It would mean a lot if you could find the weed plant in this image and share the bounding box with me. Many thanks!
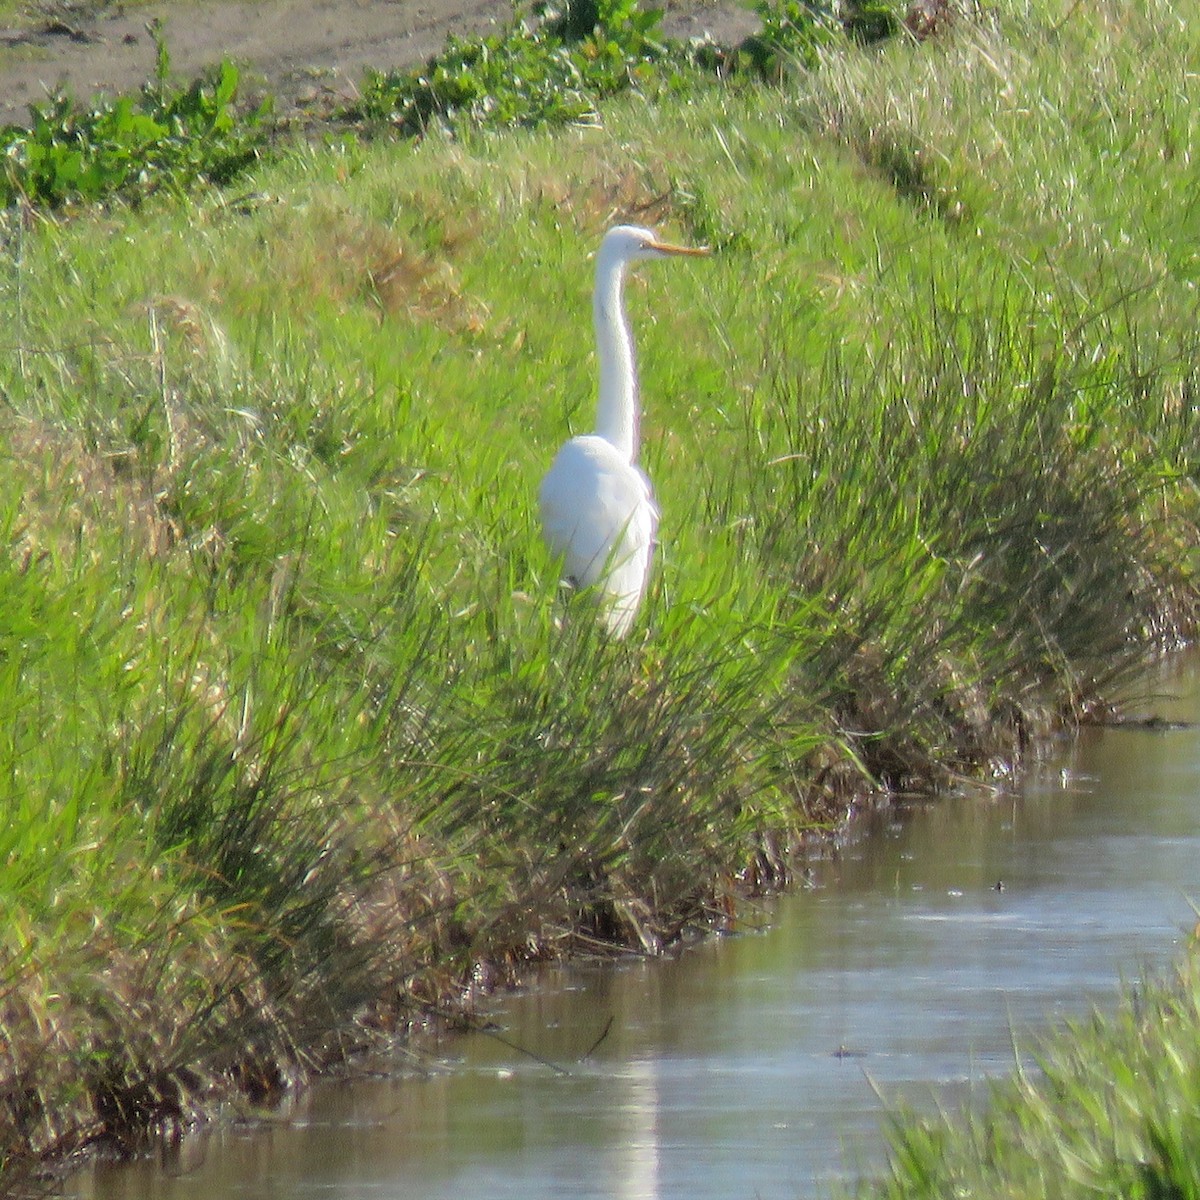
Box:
[2,0,1200,1182]
[349,0,905,135]
[0,29,267,209]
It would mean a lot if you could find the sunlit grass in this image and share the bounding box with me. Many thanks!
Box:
[3,0,1200,1179]
[858,944,1200,1199]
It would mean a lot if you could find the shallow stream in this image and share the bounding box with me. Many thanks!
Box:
[69,655,1200,1199]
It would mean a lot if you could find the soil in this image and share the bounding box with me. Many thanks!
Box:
[0,0,759,125]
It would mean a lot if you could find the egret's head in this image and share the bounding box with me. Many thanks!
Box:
[602,224,710,264]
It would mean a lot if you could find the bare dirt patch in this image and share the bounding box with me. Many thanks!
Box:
[0,0,758,125]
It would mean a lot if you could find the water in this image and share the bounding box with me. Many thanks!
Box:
[69,656,1200,1200]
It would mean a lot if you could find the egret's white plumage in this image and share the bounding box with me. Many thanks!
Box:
[539,224,708,637]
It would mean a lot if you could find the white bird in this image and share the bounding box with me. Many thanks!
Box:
[538,224,709,638]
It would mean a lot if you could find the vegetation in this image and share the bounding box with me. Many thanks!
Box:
[352,0,904,134]
[1,0,1200,1188]
[0,0,903,207]
[0,27,268,209]
[860,944,1200,1199]
[350,0,678,134]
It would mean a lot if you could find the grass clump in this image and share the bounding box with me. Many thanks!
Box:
[2,0,1200,1183]
[859,945,1200,1199]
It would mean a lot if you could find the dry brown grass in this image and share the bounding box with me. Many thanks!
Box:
[4,417,180,563]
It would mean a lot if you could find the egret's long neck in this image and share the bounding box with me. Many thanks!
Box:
[592,250,638,462]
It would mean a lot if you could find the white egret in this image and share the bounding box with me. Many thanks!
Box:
[538,224,709,638]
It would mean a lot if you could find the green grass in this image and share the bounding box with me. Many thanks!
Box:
[3,0,1200,1183]
[858,943,1200,1199]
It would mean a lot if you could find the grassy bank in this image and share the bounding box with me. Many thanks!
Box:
[3,0,1200,1184]
[858,940,1200,1199]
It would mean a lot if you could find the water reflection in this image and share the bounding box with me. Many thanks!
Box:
[70,656,1200,1200]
